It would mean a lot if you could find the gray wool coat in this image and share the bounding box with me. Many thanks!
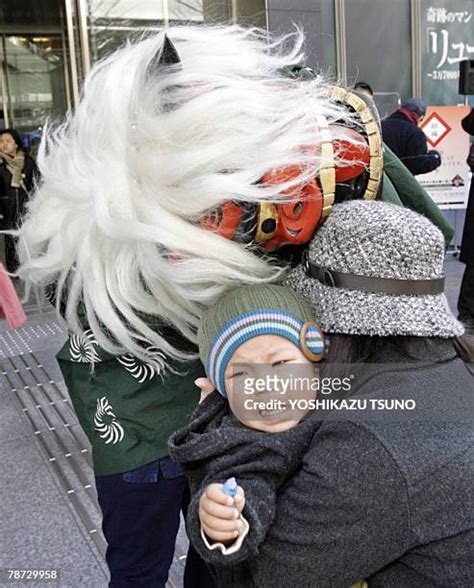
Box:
[170,348,474,588]
[168,392,317,577]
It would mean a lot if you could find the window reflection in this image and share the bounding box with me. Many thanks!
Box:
[0,0,267,149]
[1,35,68,153]
[87,1,167,59]
[168,1,205,23]
[87,1,266,60]
[344,0,412,100]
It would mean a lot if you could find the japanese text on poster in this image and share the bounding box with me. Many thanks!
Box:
[422,0,473,105]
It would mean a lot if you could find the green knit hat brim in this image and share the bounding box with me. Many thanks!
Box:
[198,284,322,396]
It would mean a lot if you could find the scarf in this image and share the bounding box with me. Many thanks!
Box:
[398,107,420,125]
[0,150,27,190]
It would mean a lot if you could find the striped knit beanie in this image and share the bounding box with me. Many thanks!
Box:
[198,284,325,397]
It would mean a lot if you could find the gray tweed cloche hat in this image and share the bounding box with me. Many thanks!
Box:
[285,200,464,338]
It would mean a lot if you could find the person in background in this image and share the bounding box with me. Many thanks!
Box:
[381,98,442,176]
[353,81,374,98]
[458,107,474,329]
[0,129,38,272]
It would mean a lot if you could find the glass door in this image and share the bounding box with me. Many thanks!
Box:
[0,34,70,155]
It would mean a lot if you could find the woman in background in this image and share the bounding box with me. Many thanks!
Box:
[0,129,38,272]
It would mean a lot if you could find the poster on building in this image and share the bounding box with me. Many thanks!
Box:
[417,105,471,208]
[421,0,474,105]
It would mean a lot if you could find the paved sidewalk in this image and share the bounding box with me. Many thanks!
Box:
[0,256,467,587]
[0,300,109,587]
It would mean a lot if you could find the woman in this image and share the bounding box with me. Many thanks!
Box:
[0,129,38,272]
[188,200,473,587]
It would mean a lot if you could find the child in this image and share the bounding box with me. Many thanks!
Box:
[168,284,327,584]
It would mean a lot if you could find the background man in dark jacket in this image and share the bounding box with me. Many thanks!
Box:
[382,98,442,176]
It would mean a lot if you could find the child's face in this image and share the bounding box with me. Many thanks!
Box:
[224,334,317,433]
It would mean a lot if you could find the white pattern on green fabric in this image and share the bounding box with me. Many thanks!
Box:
[117,346,165,382]
[70,329,102,363]
[94,397,124,445]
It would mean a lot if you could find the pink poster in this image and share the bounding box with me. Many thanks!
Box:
[418,105,471,208]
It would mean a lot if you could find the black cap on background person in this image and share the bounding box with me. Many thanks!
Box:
[400,97,427,118]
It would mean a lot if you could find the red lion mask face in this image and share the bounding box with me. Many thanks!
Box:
[199,124,374,251]
[258,167,323,251]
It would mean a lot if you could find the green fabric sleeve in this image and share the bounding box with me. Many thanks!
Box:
[380,172,404,206]
[382,145,454,249]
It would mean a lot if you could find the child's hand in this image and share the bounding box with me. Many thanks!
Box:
[195,377,216,403]
[199,483,245,543]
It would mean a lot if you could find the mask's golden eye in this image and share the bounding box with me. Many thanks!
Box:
[255,203,279,243]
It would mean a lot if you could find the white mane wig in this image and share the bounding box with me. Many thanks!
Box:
[18,25,355,368]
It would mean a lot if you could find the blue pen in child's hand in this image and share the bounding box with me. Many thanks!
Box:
[223,477,238,506]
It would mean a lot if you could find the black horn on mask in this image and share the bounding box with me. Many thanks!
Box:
[155,34,181,68]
